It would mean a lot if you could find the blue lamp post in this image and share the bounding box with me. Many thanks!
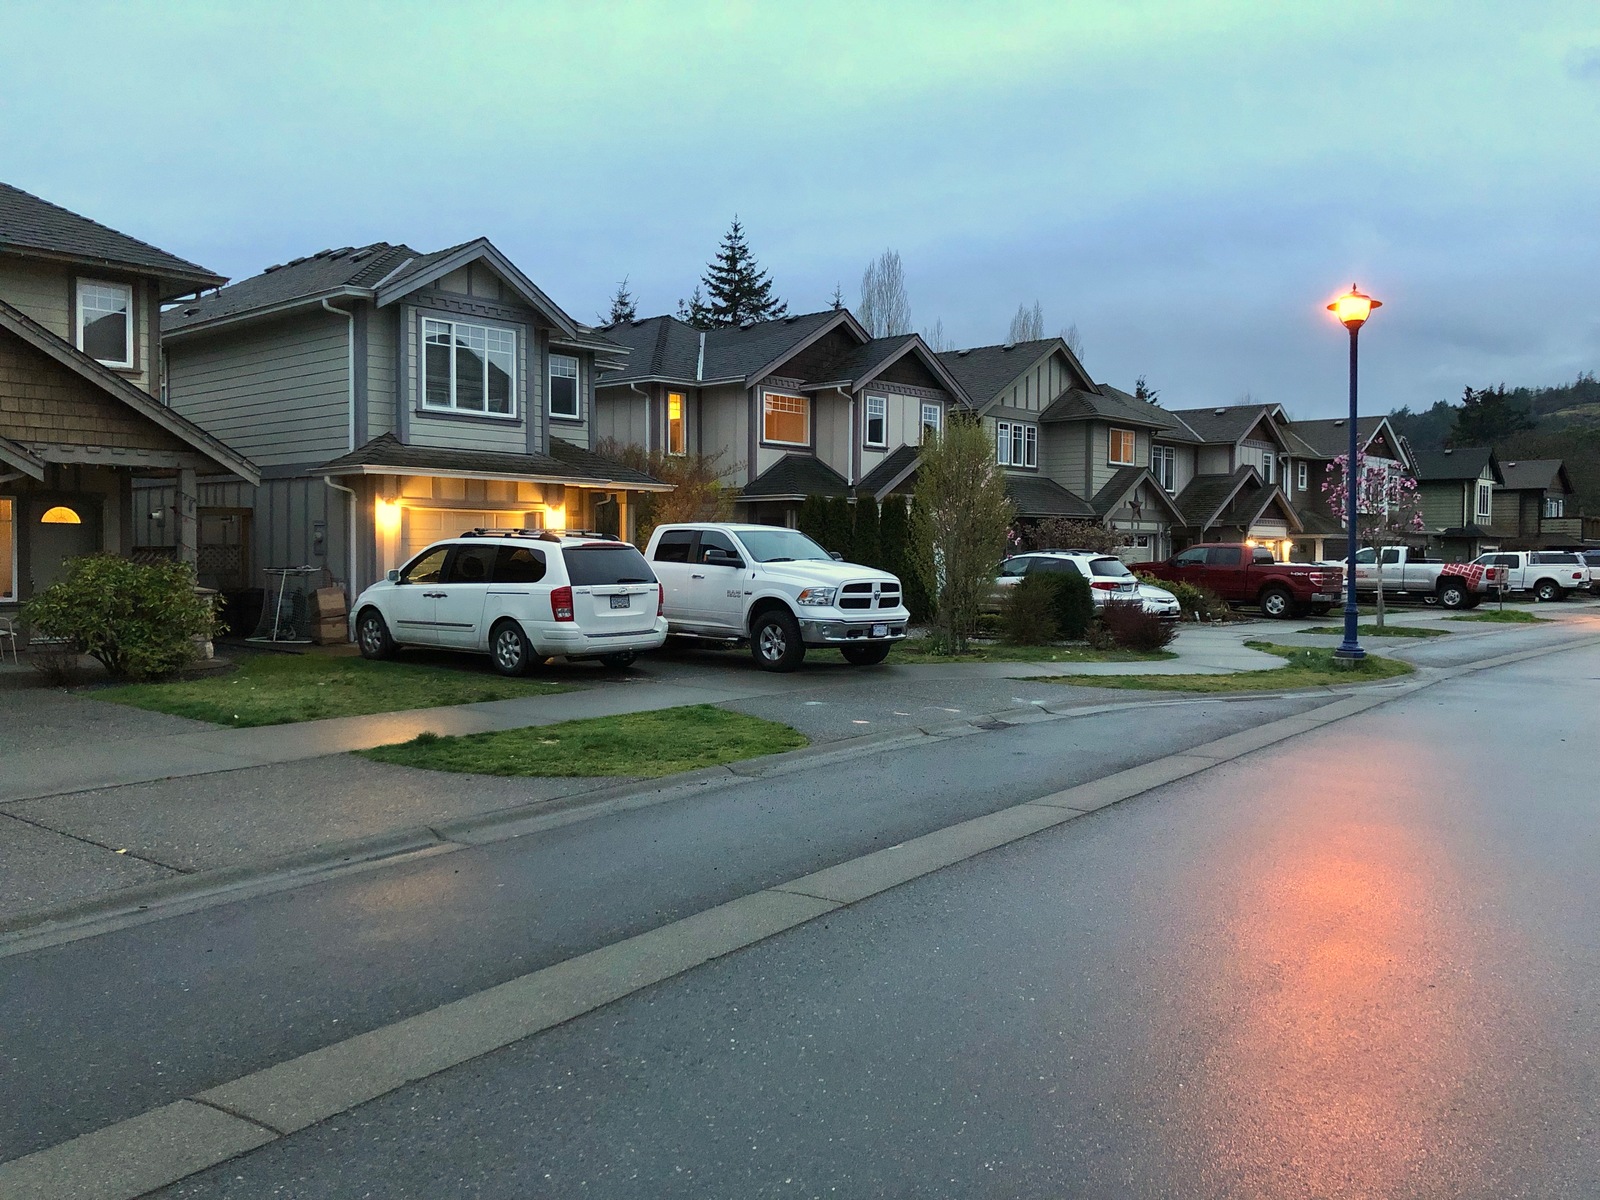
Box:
[1328,285,1381,662]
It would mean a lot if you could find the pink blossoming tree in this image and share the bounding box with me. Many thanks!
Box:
[1323,453,1426,629]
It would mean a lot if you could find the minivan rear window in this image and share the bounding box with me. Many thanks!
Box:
[564,544,657,586]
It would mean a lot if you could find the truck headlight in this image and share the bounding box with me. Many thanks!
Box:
[796,586,837,606]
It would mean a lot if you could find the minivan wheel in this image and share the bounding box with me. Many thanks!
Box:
[750,609,806,672]
[1535,579,1564,602]
[599,651,637,669]
[489,620,533,676]
[1258,586,1293,619]
[356,608,395,659]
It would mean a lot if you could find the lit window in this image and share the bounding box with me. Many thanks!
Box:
[1150,444,1176,492]
[549,354,579,420]
[763,392,809,445]
[0,498,12,600]
[77,280,133,368]
[864,396,887,448]
[667,392,686,456]
[40,506,82,525]
[422,318,515,415]
[1109,427,1135,466]
[921,403,941,442]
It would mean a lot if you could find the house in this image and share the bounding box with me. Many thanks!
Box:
[1412,446,1503,560]
[594,310,968,525]
[1279,415,1414,561]
[1157,403,1303,558]
[0,182,258,620]
[152,238,667,599]
[1491,459,1589,546]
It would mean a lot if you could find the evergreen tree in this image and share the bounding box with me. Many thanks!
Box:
[822,496,853,555]
[1450,383,1535,446]
[851,494,881,568]
[605,277,637,324]
[797,495,828,546]
[1134,375,1160,405]
[701,217,786,326]
[830,283,844,311]
[676,286,712,330]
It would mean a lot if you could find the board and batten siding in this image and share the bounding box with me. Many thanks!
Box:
[812,392,853,482]
[166,311,350,467]
[992,351,1073,413]
[592,389,648,450]
[860,389,936,474]
[1039,422,1086,493]
[1086,424,1151,498]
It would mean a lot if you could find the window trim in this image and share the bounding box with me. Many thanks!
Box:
[666,391,687,456]
[1150,443,1176,493]
[864,395,887,449]
[75,278,135,370]
[1544,495,1565,519]
[1297,461,1308,493]
[1108,427,1136,467]
[420,316,519,420]
[548,352,580,422]
[920,402,941,443]
[761,391,811,448]
[1476,481,1493,521]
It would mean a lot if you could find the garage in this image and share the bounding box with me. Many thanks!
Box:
[400,508,536,561]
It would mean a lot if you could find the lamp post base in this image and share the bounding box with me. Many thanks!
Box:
[1332,644,1367,664]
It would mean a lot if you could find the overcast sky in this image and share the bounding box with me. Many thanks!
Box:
[4,1,1596,417]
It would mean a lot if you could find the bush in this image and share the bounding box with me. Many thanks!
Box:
[1137,573,1228,622]
[1044,569,1095,640]
[21,555,216,681]
[998,574,1059,645]
[1098,600,1178,652]
[1017,518,1122,555]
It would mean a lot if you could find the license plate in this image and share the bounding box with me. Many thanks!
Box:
[1311,593,1330,601]
[871,623,888,638]
[609,594,631,610]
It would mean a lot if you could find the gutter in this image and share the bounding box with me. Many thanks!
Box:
[162,288,370,342]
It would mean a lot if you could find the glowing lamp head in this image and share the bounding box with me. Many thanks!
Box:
[1328,284,1381,330]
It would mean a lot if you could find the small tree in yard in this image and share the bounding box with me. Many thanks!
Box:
[797,494,828,547]
[851,494,881,568]
[593,439,734,546]
[1017,517,1122,556]
[910,419,1015,654]
[1322,452,1425,630]
[880,495,930,620]
[22,555,216,680]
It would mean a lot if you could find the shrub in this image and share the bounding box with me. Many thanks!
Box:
[1017,517,1121,555]
[21,555,216,681]
[998,574,1059,645]
[851,494,881,569]
[1044,569,1096,640]
[591,439,734,545]
[1137,573,1227,622]
[1098,600,1178,652]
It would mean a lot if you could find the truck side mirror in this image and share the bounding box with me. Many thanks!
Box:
[829,551,843,561]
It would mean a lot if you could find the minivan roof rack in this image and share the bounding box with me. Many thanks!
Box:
[460,528,563,542]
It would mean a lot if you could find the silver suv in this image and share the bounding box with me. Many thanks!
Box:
[993,550,1141,608]
[352,530,668,674]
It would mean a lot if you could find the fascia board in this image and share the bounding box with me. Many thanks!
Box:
[374,239,580,338]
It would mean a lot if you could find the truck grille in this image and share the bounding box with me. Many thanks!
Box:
[839,581,902,610]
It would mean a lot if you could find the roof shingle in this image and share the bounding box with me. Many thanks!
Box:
[318,433,664,488]
[739,454,851,500]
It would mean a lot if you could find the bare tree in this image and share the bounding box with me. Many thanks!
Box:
[858,249,911,337]
[1007,301,1044,343]
[1061,323,1084,358]
[922,318,952,352]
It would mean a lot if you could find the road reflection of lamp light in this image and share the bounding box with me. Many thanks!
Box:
[1327,285,1382,661]
[374,497,402,538]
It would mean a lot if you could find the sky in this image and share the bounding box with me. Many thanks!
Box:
[3,1,1597,418]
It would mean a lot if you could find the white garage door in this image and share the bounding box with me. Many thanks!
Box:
[402,509,533,561]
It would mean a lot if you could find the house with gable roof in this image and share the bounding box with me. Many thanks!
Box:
[1491,458,1595,545]
[0,182,258,619]
[1277,414,1414,561]
[1412,446,1504,560]
[153,237,667,598]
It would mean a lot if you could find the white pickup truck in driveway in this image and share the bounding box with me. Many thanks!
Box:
[1474,550,1591,601]
[643,523,910,671]
[1341,546,1504,609]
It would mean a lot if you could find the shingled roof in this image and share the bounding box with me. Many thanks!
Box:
[936,339,1064,406]
[1165,403,1284,446]
[739,454,851,500]
[597,311,850,387]
[1172,466,1260,528]
[1497,458,1570,493]
[163,243,418,332]
[1042,384,1192,435]
[318,433,666,489]
[858,444,921,497]
[1412,447,1501,483]
[1003,474,1095,519]
[0,181,224,296]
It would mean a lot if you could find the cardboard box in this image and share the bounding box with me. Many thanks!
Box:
[312,587,348,618]
[312,618,348,645]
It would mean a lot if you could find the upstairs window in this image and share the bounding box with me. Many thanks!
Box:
[1108,427,1136,466]
[996,421,1038,467]
[1297,461,1308,493]
[763,392,809,446]
[549,354,579,420]
[1150,444,1176,492]
[667,391,686,456]
[423,318,515,416]
[1476,482,1493,521]
[1544,496,1565,518]
[864,395,887,448]
[77,280,133,368]
[921,403,941,442]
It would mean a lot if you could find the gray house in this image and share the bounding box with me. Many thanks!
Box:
[151,238,666,599]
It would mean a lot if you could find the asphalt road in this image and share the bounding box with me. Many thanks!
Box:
[141,636,1600,1198]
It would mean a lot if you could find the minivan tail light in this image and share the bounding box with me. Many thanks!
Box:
[551,585,574,621]
[658,583,665,616]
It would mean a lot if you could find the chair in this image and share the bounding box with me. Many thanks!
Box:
[0,617,17,665]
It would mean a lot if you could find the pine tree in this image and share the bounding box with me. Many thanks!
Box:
[797,495,828,546]
[676,286,712,330]
[830,283,844,311]
[824,496,853,555]
[851,494,881,568]
[606,277,637,324]
[1134,375,1160,405]
[701,217,786,326]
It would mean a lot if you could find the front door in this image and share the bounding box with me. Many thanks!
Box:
[28,500,100,594]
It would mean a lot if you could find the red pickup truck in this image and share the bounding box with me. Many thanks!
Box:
[1146,543,1344,618]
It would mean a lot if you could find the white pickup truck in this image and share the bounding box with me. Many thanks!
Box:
[1473,550,1591,601]
[643,523,910,671]
[1340,546,1503,609]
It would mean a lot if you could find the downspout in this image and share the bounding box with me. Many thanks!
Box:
[629,382,651,455]
[832,386,853,485]
[321,298,358,596]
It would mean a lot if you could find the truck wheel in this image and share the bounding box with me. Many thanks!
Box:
[1535,579,1564,602]
[1437,580,1469,609]
[356,608,395,659]
[750,609,806,672]
[489,619,535,676]
[841,642,891,666]
[1258,586,1293,619]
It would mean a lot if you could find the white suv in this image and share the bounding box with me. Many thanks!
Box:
[993,550,1141,608]
[353,530,668,675]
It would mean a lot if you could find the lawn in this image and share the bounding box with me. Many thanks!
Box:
[1447,608,1548,624]
[1300,624,1449,638]
[360,705,807,777]
[1034,641,1414,693]
[98,652,572,727]
[893,636,1175,665]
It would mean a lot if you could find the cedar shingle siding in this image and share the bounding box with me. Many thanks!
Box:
[0,329,186,452]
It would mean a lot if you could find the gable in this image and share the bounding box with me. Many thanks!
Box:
[434,261,516,304]
[875,351,944,391]
[769,325,862,381]
[1240,412,1287,449]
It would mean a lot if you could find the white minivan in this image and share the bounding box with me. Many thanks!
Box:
[352,530,668,674]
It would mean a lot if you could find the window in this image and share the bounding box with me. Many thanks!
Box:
[1544,496,1565,519]
[667,391,686,456]
[652,530,694,563]
[401,546,449,584]
[763,392,809,445]
[1297,462,1308,493]
[1476,482,1493,521]
[997,421,1038,468]
[1108,427,1135,466]
[1262,454,1275,485]
[864,396,887,448]
[1171,548,1207,568]
[697,529,743,566]
[562,544,656,585]
[423,318,515,415]
[493,546,547,583]
[921,403,941,442]
[443,544,496,584]
[77,280,133,368]
[549,354,579,420]
[0,497,13,600]
[737,527,832,562]
[998,557,1032,578]
[1150,444,1176,492]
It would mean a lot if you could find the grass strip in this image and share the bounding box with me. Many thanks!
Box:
[99,652,570,727]
[1299,624,1449,638]
[1033,641,1414,693]
[360,705,807,777]
[1446,608,1547,624]
[893,637,1175,665]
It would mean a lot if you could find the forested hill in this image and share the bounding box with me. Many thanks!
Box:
[1388,372,1600,515]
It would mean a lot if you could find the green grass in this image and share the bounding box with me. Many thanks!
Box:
[1034,641,1414,693]
[1447,608,1548,624]
[360,705,807,777]
[98,652,571,727]
[893,637,1175,665]
[1300,624,1449,638]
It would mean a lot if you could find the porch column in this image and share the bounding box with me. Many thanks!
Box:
[177,467,198,569]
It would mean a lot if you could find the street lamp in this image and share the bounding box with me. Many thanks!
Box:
[1327,284,1382,661]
